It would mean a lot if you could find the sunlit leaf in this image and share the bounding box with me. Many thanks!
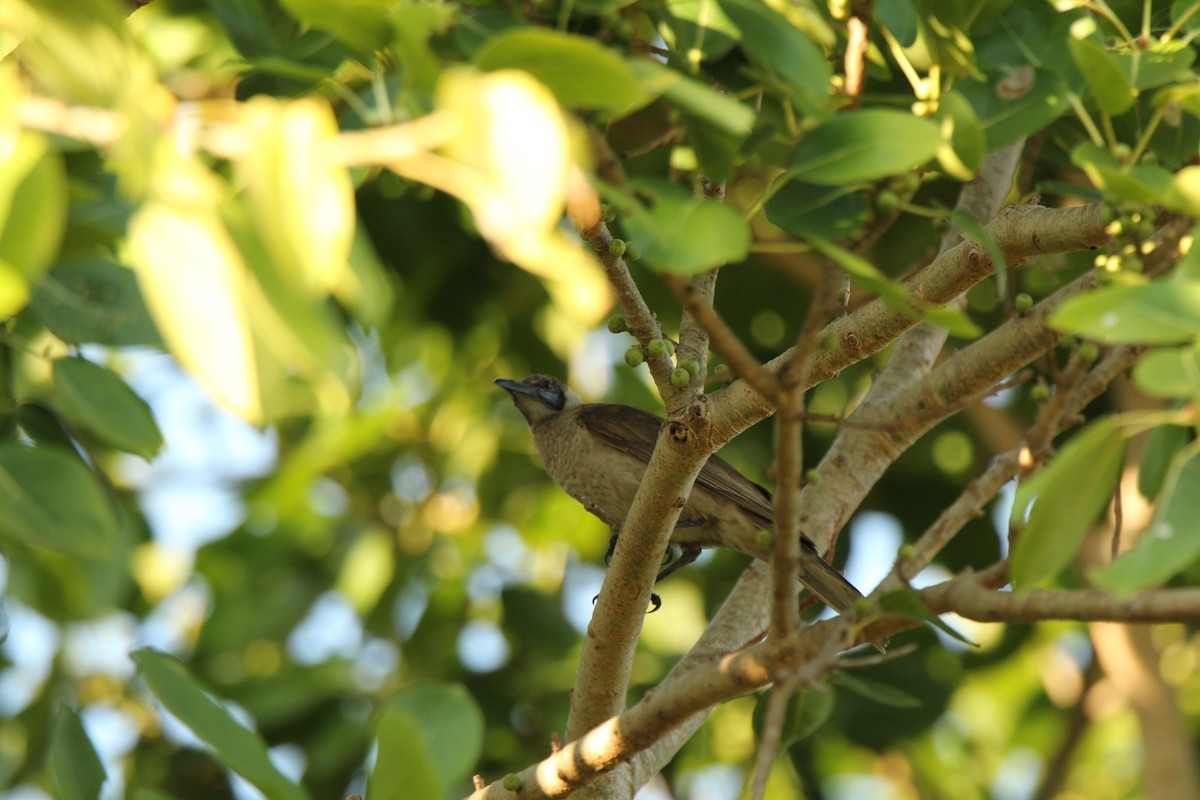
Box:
[718,0,830,100]
[0,444,118,559]
[474,29,644,112]
[133,649,309,800]
[52,356,163,460]
[0,133,67,300]
[1011,417,1127,589]
[662,0,739,62]
[619,179,749,274]
[935,91,985,181]
[1094,440,1200,592]
[1069,37,1134,116]
[1050,281,1200,344]
[126,156,262,422]
[280,0,393,54]
[238,97,355,300]
[790,111,941,185]
[1132,344,1200,399]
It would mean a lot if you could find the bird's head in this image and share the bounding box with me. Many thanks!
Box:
[495,375,581,426]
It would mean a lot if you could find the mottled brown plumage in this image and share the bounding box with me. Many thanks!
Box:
[496,374,863,615]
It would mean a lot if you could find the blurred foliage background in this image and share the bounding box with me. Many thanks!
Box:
[1,0,1200,799]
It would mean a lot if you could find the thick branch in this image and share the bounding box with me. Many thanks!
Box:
[708,201,1111,452]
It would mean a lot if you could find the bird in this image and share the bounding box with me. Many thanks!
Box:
[495,374,865,617]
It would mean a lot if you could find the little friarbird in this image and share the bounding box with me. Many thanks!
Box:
[496,374,864,616]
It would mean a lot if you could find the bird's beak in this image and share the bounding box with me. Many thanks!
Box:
[494,378,536,397]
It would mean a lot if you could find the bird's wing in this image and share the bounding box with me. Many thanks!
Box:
[576,403,776,529]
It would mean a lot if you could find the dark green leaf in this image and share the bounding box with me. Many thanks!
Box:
[619,180,750,274]
[790,111,941,185]
[206,0,286,58]
[49,705,106,800]
[765,181,869,240]
[717,0,830,100]
[53,357,163,460]
[955,68,1070,149]
[1138,422,1190,501]
[132,649,309,800]
[879,588,976,645]
[877,0,918,47]
[0,444,118,559]
[1069,37,1134,116]
[806,234,980,338]
[31,259,162,347]
[1050,281,1200,344]
[1132,345,1200,399]
[629,60,754,138]
[474,29,644,112]
[1093,440,1200,592]
[834,672,922,709]
[1010,417,1127,589]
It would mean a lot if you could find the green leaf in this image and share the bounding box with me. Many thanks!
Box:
[1070,141,1181,207]
[31,259,162,347]
[368,703,442,800]
[474,29,644,112]
[0,444,118,558]
[279,0,393,55]
[0,133,67,290]
[765,181,869,240]
[49,705,106,800]
[619,180,750,274]
[834,672,922,709]
[1093,440,1200,592]
[956,67,1070,150]
[806,233,981,338]
[1010,417,1127,589]
[629,59,754,138]
[133,649,309,800]
[935,91,985,181]
[52,356,163,460]
[879,588,976,645]
[789,111,941,186]
[1050,282,1200,344]
[1131,345,1200,399]
[1114,40,1195,90]
[876,0,918,47]
[627,60,754,180]
[662,0,739,62]
[717,0,830,100]
[369,684,484,799]
[1069,37,1134,116]
[1138,422,1190,501]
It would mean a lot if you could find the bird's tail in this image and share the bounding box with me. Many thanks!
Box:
[798,555,863,616]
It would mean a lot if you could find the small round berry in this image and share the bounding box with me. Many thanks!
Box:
[670,366,691,388]
[624,346,645,367]
[607,238,627,256]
